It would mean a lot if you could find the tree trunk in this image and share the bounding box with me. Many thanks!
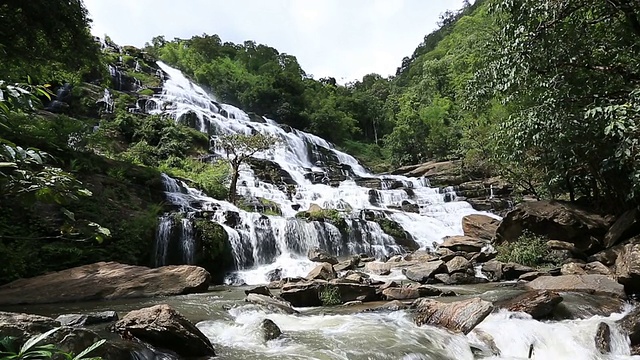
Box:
[229,163,239,204]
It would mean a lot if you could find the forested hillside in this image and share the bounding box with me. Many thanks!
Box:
[1,0,639,284]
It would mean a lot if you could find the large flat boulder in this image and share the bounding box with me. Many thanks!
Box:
[0,311,60,339]
[111,304,215,357]
[279,281,379,307]
[495,290,563,319]
[308,248,338,265]
[413,297,493,334]
[0,262,211,305]
[462,214,499,241]
[494,200,610,253]
[526,275,625,298]
[245,293,298,314]
[56,311,118,327]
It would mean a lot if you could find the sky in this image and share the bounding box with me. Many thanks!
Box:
[84,0,468,83]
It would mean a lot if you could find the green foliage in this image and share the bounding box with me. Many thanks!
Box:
[0,328,105,360]
[496,231,558,268]
[138,89,155,97]
[158,158,229,200]
[319,285,341,306]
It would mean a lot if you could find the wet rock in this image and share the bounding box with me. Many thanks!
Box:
[518,271,547,281]
[111,304,215,357]
[371,300,407,311]
[401,200,419,213]
[471,329,501,357]
[260,319,282,341]
[604,208,640,248]
[495,290,563,319]
[266,268,283,282]
[481,261,504,282]
[280,281,378,307]
[614,236,640,294]
[502,262,536,280]
[561,262,587,275]
[306,262,336,281]
[413,297,493,334]
[0,262,211,305]
[526,274,625,298]
[334,257,357,272]
[246,293,298,314]
[308,248,338,265]
[469,250,498,263]
[595,322,611,354]
[382,287,421,300]
[245,285,272,297]
[462,214,499,241]
[445,256,471,274]
[494,200,609,253]
[0,311,60,339]
[342,271,369,284]
[551,292,625,320]
[402,260,446,283]
[547,240,587,260]
[56,311,118,327]
[617,307,640,354]
[440,236,487,253]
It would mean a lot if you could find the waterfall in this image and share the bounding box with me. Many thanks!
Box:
[148,61,498,283]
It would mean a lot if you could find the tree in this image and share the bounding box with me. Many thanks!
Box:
[216,133,279,204]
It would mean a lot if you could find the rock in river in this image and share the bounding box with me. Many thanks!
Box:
[413,297,493,334]
[111,304,215,357]
[0,262,211,305]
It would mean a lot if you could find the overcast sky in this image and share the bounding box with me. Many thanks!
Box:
[84,0,468,82]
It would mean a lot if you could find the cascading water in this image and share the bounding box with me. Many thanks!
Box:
[148,61,496,284]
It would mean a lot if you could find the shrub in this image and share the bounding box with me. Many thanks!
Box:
[319,285,341,306]
[496,230,556,267]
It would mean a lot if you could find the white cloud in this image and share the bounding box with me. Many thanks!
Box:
[83,0,468,82]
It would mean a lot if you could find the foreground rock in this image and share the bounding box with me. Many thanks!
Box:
[56,311,118,327]
[402,260,446,283]
[617,307,640,355]
[413,297,493,334]
[279,281,378,307]
[526,275,625,298]
[112,304,215,357]
[0,262,211,305]
[495,290,563,319]
[0,311,60,338]
[306,263,336,281]
[260,319,282,341]
[495,200,609,252]
[462,214,499,241]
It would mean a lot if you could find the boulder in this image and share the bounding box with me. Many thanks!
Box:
[561,262,587,275]
[494,200,609,253]
[259,319,281,341]
[546,240,587,260]
[615,236,640,294]
[440,236,487,253]
[382,285,443,300]
[585,261,612,276]
[306,262,336,281]
[245,293,298,314]
[604,208,640,248]
[56,311,118,327]
[370,300,407,312]
[502,262,536,280]
[0,311,60,339]
[266,268,283,282]
[364,261,392,275]
[526,275,625,298]
[518,271,547,281]
[280,281,379,307]
[617,307,640,355]
[462,214,500,241]
[445,256,471,274]
[308,248,338,265]
[245,285,272,297]
[334,258,357,272]
[111,304,215,357]
[402,260,446,283]
[595,322,612,354]
[0,262,211,305]
[551,292,625,320]
[481,261,504,282]
[495,290,563,319]
[413,297,493,334]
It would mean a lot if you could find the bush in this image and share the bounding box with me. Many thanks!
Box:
[496,230,556,267]
[158,158,229,200]
[319,285,341,306]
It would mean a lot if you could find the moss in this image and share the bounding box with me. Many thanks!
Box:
[295,208,349,236]
[193,219,233,283]
[138,88,155,96]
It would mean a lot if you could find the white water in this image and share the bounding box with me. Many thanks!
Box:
[148,61,497,284]
[196,302,639,360]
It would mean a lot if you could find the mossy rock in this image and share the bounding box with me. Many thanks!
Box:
[193,219,234,283]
